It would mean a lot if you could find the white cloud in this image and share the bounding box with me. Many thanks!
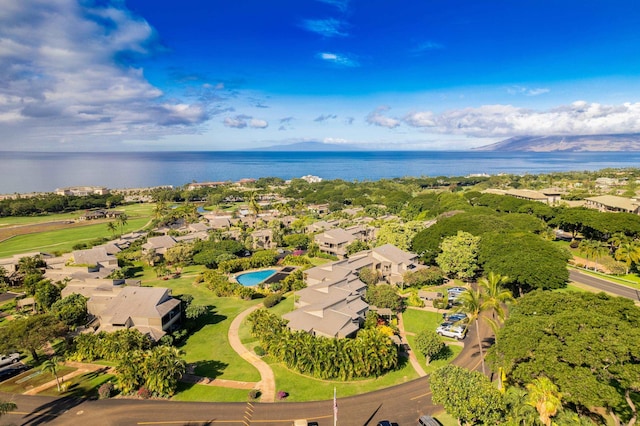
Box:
[507,86,550,96]
[223,116,247,128]
[366,106,400,129]
[0,0,208,148]
[249,118,269,129]
[316,0,349,12]
[323,137,349,144]
[314,113,338,122]
[410,41,444,55]
[404,101,640,137]
[404,111,436,127]
[301,18,348,37]
[224,114,268,129]
[318,52,359,67]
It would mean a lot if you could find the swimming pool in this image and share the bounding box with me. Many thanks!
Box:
[236,269,277,286]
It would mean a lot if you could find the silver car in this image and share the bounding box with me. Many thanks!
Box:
[436,323,467,340]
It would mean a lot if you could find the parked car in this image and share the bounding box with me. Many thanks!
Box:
[436,323,467,340]
[0,353,20,367]
[0,364,28,381]
[447,286,466,295]
[445,313,468,323]
[418,415,442,426]
[377,421,393,426]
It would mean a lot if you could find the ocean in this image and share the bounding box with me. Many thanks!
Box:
[2,150,640,194]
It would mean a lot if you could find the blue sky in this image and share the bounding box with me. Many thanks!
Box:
[2,0,640,151]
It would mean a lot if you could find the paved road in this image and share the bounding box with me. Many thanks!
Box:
[1,318,491,426]
[569,269,640,301]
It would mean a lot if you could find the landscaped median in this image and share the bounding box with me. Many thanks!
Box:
[401,307,463,371]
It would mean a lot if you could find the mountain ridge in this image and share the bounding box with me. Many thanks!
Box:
[252,141,362,151]
[474,134,640,152]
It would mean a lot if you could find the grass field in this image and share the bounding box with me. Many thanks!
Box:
[140,264,262,383]
[0,366,77,394]
[38,371,114,398]
[0,204,153,257]
[268,356,419,402]
[172,382,253,402]
[402,308,447,334]
[0,211,81,228]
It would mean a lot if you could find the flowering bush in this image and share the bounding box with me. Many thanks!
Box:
[98,382,114,399]
[137,386,151,399]
[277,391,288,400]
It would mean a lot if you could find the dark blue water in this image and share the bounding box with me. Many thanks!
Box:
[2,150,640,194]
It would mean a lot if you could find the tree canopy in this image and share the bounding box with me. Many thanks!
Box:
[478,233,570,293]
[490,291,640,425]
[436,231,480,280]
[430,365,505,425]
[0,313,67,362]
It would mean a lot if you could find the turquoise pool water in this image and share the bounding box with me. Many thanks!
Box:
[236,269,277,286]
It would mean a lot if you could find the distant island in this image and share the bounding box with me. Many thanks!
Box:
[252,141,362,151]
[254,135,640,152]
[475,133,640,152]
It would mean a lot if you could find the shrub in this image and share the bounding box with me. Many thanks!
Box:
[137,386,151,399]
[569,240,580,249]
[433,297,449,309]
[263,293,282,308]
[248,389,260,400]
[600,257,627,275]
[254,346,265,356]
[98,382,114,399]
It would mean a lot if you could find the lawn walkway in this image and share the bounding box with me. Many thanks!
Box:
[23,362,111,395]
[227,304,276,402]
[397,312,427,377]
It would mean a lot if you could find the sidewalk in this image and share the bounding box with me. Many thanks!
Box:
[396,312,427,377]
[180,373,256,390]
[23,362,111,395]
[227,304,276,402]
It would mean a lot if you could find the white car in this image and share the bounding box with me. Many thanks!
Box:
[436,323,467,340]
[0,353,20,368]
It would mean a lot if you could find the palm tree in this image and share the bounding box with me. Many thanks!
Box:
[503,386,538,426]
[479,271,514,322]
[615,240,640,274]
[591,241,609,272]
[116,213,128,234]
[106,221,117,237]
[248,191,261,216]
[479,272,515,346]
[456,288,487,375]
[608,232,629,253]
[0,400,17,418]
[526,376,562,426]
[153,200,169,220]
[41,356,63,392]
[578,239,595,266]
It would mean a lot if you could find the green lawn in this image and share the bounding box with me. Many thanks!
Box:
[38,371,114,398]
[0,204,154,257]
[402,308,447,334]
[0,218,149,257]
[405,335,463,373]
[140,265,261,382]
[172,382,253,402]
[0,211,81,228]
[268,356,419,402]
[0,366,77,394]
